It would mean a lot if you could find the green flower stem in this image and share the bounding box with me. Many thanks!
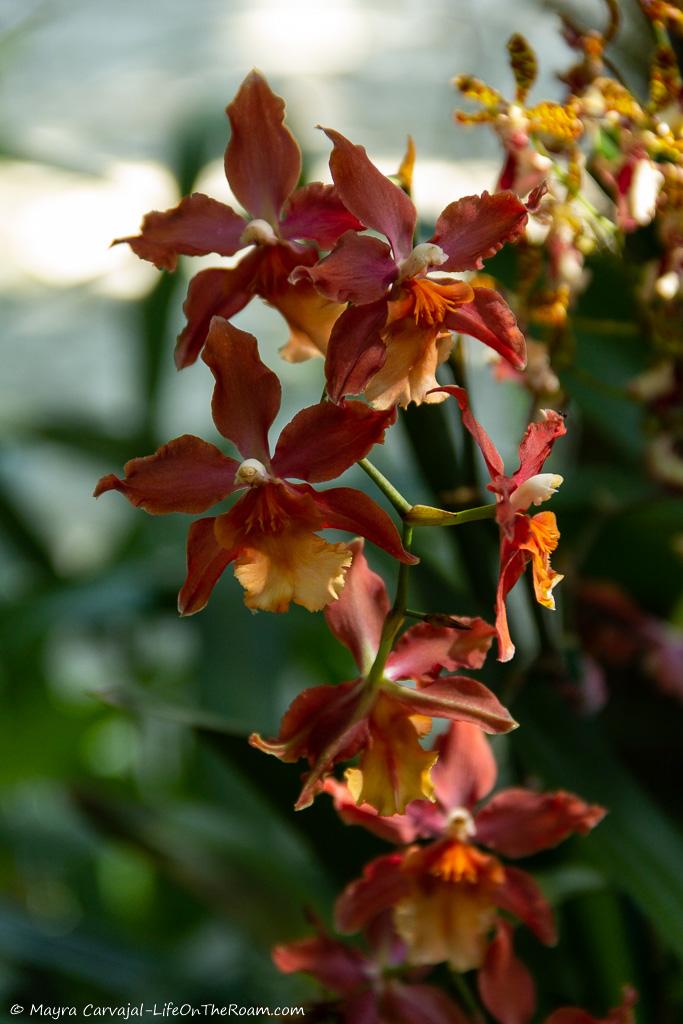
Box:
[365,524,414,689]
[451,971,487,1022]
[358,457,412,516]
[406,502,497,527]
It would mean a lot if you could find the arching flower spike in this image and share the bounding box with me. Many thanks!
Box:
[114,71,363,367]
[95,319,410,615]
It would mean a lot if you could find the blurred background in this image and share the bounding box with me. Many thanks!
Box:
[2,0,682,1019]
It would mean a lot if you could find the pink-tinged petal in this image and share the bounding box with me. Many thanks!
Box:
[431,191,528,272]
[433,385,505,479]
[322,128,417,260]
[225,70,301,224]
[495,866,556,946]
[324,538,390,674]
[445,288,527,371]
[279,182,365,248]
[177,517,235,616]
[382,982,472,1024]
[387,677,516,735]
[386,619,493,682]
[202,317,280,462]
[478,922,536,1024]
[113,194,247,271]
[322,778,420,845]
[475,789,606,858]
[93,435,239,514]
[545,988,637,1024]
[175,253,262,369]
[495,535,528,663]
[430,722,498,813]
[314,487,417,564]
[512,410,567,488]
[272,932,368,994]
[292,231,398,305]
[325,301,389,404]
[335,853,410,934]
[272,400,395,483]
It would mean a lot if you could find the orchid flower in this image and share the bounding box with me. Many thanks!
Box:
[251,541,515,813]
[328,721,605,974]
[114,71,363,367]
[95,318,411,615]
[291,128,532,408]
[435,386,567,661]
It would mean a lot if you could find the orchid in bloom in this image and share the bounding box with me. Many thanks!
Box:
[95,318,411,615]
[291,128,532,408]
[251,540,515,813]
[328,721,605,974]
[435,386,567,661]
[477,920,636,1024]
[273,912,469,1024]
[115,71,363,368]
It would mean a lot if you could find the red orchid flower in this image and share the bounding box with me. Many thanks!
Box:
[435,385,567,661]
[274,912,470,1024]
[478,920,636,1024]
[292,128,533,408]
[114,71,363,368]
[250,540,515,813]
[329,721,604,973]
[95,318,410,615]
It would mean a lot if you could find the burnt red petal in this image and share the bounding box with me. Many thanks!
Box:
[279,182,365,248]
[445,288,527,370]
[495,866,557,945]
[323,778,419,845]
[272,400,395,482]
[475,788,606,858]
[202,317,281,462]
[382,982,472,1024]
[430,721,498,813]
[325,301,389,404]
[387,676,516,734]
[175,253,262,368]
[292,231,397,305]
[512,410,567,488]
[225,70,301,224]
[325,539,390,673]
[386,623,472,683]
[496,536,528,663]
[322,127,416,260]
[478,921,536,1024]
[272,933,368,994]
[314,487,417,564]
[545,988,637,1024]
[177,517,235,616]
[431,191,528,272]
[335,853,410,934]
[432,385,505,480]
[93,435,239,514]
[113,194,246,272]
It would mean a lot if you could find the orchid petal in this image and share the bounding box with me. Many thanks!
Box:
[272,932,368,995]
[113,194,246,271]
[202,317,280,462]
[495,866,557,945]
[430,722,498,813]
[292,231,397,305]
[383,982,472,1024]
[324,539,390,674]
[432,385,505,479]
[386,619,494,682]
[322,778,420,845]
[475,788,606,858]
[279,182,364,248]
[445,288,527,370]
[512,410,567,488]
[177,517,235,616]
[478,921,536,1024]
[272,400,395,483]
[314,487,417,564]
[335,853,410,934]
[175,253,261,368]
[387,677,516,734]
[322,127,417,260]
[431,191,528,272]
[325,300,389,404]
[225,70,301,224]
[93,435,239,514]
